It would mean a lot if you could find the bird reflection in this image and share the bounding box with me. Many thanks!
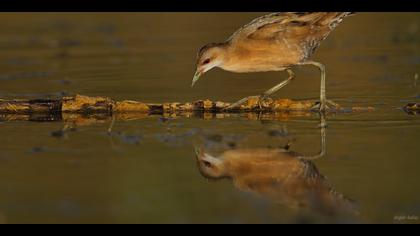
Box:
[194,115,356,216]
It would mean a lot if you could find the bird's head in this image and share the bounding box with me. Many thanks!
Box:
[194,146,228,179]
[191,43,226,87]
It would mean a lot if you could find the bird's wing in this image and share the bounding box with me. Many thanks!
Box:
[228,12,353,43]
[227,12,293,42]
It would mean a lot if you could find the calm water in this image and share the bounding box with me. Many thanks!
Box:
[0,13,419,223]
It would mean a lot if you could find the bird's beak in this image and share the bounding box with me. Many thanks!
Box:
[194,146,201,157]
[191,70,202,87]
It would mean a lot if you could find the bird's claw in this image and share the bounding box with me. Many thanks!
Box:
[311,100,341,112]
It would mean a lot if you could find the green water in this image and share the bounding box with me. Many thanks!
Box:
[0,13,419,223]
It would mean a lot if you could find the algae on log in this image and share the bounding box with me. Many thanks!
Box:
[0,94,376,115]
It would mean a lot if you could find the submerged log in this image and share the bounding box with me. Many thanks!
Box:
[0,94,375,116]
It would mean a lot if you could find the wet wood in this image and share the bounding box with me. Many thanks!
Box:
[0,94,375,116]
[0,98,61,114]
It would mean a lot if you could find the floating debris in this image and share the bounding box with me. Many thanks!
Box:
[0,94,376,116]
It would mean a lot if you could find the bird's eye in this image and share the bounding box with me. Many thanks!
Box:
[203,161,212,168]
[202,59,211,65]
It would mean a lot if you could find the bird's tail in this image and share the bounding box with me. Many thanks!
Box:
[319,12,355,30]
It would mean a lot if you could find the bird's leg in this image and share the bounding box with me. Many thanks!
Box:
[224,69,295,111]
[298,113,327,160]
[107,114,116,134]
[260,69,295,100]
[299,61,339,112]
[224,95,262,110]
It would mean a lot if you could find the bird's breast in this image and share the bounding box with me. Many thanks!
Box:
[220,62,288,73]
[220,43,302,73]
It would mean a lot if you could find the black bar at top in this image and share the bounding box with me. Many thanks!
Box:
[0,0,419,12]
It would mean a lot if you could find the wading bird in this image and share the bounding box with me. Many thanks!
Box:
[192,12,354,111]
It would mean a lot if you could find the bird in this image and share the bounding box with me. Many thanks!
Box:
[191,12,355,111]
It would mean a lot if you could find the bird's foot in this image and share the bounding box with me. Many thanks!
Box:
[223,95,272,111]
[311,100,341,112]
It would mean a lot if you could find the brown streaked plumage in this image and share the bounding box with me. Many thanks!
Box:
[192,12,354,112]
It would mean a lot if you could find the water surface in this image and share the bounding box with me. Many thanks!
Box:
[0,13,419,223]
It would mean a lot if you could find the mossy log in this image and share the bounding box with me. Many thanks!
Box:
[0,94,375,115]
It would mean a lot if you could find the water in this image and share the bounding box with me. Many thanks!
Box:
[0,13,419,223]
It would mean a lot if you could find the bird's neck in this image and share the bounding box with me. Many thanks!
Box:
[214,42,234,68]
